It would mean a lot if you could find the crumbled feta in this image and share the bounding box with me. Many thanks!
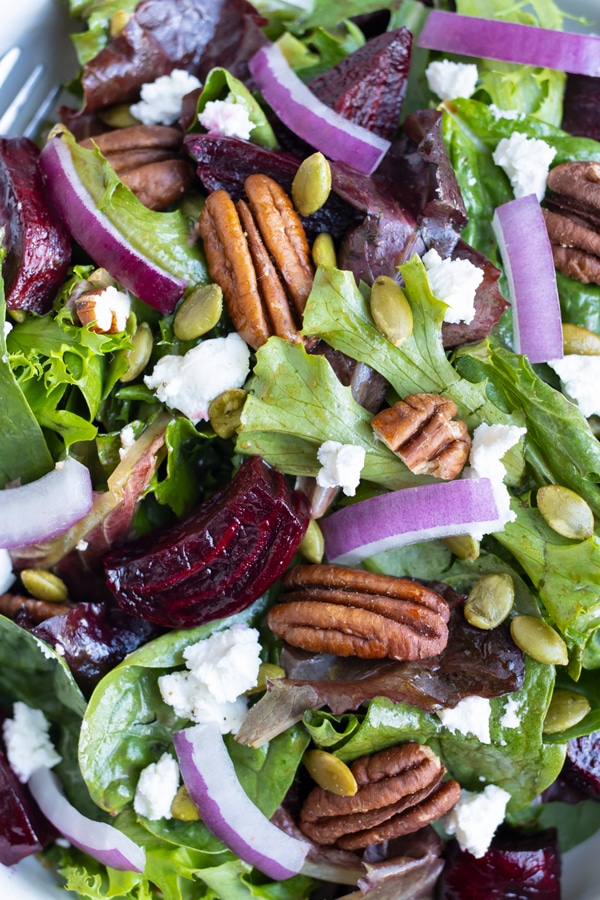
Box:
[3,321,12,338]
[91,286,131,333]
[144,331,250,424]
[76,539,89,551]
[463,422,527,538]
[119,423,136,459]
[436,696,492,744]
[489,104,522,121]
[425,61,478,102]
[444,785,511,858]
[158,625,261,734]
[492,132,556,202]
[500,695,521,729]
[130,68,202,126]
[3,702,61,783]
[316,440,366,497]
[133,752,180,820]
[547,355,600,418]
[422,248,483,325]
[198,95,254,140]
[0,549,15,594]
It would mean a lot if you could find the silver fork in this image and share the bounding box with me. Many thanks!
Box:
[0,0,78,139]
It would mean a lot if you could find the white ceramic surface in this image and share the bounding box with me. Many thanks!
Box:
[1,0,600,897]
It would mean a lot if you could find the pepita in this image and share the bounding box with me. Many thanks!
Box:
[562,323,600,356]
[171,784,201,821]
[464,573,514,630]
[120,321,153,383]
[442,534,481,561]
[208,388,247,439]
[20,569,68,603]
[510,615,569,666]
[536,484,594,541]
[312,232,337,268]
[543,688,591,734]
[292,152,332,217]
[98,103,140,129]
[370,276,413,347]
[299,519,325,564]
[174,284,223,342]
[109,10,133,38]
[245,662,286,695]
[303,749,358,797]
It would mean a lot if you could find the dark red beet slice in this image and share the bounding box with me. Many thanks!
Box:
[0,137,71,314]
[0,747,54,865]
[562,732,600,799]
[103,456,310,627]
[307,28,413,141]
[437,829,561,900]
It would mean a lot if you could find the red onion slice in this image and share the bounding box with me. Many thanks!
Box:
[39,134,186,313]
[418,11,600,77]
[28,768,145,873]
[320,478,500,565]
[492,195,563,364]
[0,457,92,550]
[248,44,391,175]
[173,723,309,880]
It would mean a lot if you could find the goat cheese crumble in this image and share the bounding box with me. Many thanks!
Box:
[316,440,366,497]
[492,132,556,202]
[547,355,600,418]
[500,695,522,729]
[436,696,492,744]
[444,785,511,858]
[425,60,479,101]
[198,95,254,140]
[464,422,527,538]
[130,69,202,126]
[0,548,15,594]
[3,702,62,783]
[91,285,131,333]
[422,248,483,325]
[144,331,250,423]
[134,752,180,820]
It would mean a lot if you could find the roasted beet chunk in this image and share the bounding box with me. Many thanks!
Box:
[104,456,310,627]
[437,829,561,900]
[562,732,600,799]
[0,747,54,865]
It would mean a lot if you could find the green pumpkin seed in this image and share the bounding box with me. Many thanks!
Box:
[109,10,133,37]
[171,785,201,821]
[543,688,591,734]
[370,276,414,347]
[174,284,223,342]
[510,615,569,666]
[537,484,594,541]
[208,388,247,439]
[245,662,286,695]
[464,573,514,630]
[442,534,481,561]
[20,569,68,603]
[292,152,332,217]
[98,103,140,129]
[299,519,325,564]
[87,268,116,289]
[120,321,153,383]
[8,308,26,323]
[312,232,337,268]
[562,323,600,356]
[303,749,357,797]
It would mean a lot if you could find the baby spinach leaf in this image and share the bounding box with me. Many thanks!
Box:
[192,68,277,148]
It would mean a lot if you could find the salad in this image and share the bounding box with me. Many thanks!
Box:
[2,0,600,897]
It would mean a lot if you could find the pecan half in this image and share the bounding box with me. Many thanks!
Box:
[80,125,194,210]
[198,175,314,350]
[544,161,600,286]
[299,742,460,849]
[0,593,71,624]
[371,393,471,480]
[268,564,450,660]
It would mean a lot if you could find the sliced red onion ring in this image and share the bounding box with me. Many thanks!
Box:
[320,478,500,565]
[492,195,562,364]
[418,11,600,77]
[0,457,92,550]
[28,767,145,873]
[248,44,391,175]
[173,723,309,880]
[39,134,186,313]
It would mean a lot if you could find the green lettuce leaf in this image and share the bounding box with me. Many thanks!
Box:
[191,69,277,148]
[68,0,139,65]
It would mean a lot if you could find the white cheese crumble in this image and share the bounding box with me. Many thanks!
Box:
[316,440,366,497]
[3,321,12,338]
[500,695,521,729]
[436,696,492,744]
[3,702,61,783]
[119,423,136,459]
[198,95,254,140]
[76,539,89,551]
[0,549,15,594]
[92,286,131,333]
[130,68,202,126]
[422,248,483,325]
[133,752,180,820]
[444,784,511,858]
[144,331,250,424]
[425,61,478,102]
[547,355,600,418]
[158,625,261,734]
[492,132,556,202]
[489,104,523,121]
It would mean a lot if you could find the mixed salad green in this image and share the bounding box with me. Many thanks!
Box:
[3,0,600,897]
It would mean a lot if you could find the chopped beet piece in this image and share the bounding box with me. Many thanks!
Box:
[0,137,71,313]
[437,829,561,900]
[562,74,600,141]
[308,28,413,141]
[0,747,54,865]
[562,732,600,799]
[103,456,310,628]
